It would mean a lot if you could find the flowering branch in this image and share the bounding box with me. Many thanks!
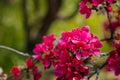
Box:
[2,0,120,80]
[0,45,30,57]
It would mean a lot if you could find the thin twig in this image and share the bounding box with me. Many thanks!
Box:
[88,53,109,79]
[7,75,12,80]
[105,7,114,39]
[100,37,113,41]
[100,6,115,42]
[0,45,30,57]
[95,68,100,80]
[88,61,107,79]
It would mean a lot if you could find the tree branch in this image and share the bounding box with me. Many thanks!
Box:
[88,61,107,79]
[21,0,31,51]
[57,5,79,20]
[36,0,63,43]
[105,6,114,39]
[0,45,30,57]
[100,37,114,41]
[33,0,39,12]
[87,52,109,79]
[95,68,100,80]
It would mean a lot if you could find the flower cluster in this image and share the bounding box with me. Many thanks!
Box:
[11,58,42,80]
[79,0,117,18]
[58,26,102,59]
[54,57,89,80]
[26,58,42,80]
[107,50,120,76]
[32,66,42,80]
[7,0,120,80]
[107,37,120,76]
[33,26,102,80]
[33,34,56,69]
[11,66,21,79]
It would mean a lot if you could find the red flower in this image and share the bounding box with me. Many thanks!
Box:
[59,26,102,59]
[107,50,120,76]
[107,6,113,12]
[107,0,116,4]
[11,66,21,78]
[33,26,102,79]
[79,2,91,18]
[107,41,120,76]
[26,57,34,68]
[32,67,42,80]
[115,36,120,40]
[33,34,56,69]
[79,0,117,18]
[54,57,89,80]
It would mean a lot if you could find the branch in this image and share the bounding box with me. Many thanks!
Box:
[87,52,109,79]
[33,0,39,12]
[36,0,63,43]
[21,0,31,51]
[95,68,100,80]
[100,37,114,41]
[88,61,107,79]
[105,6,114,39]
[0,45,30,57]
[57,5,79,20]
[7,75,12,80]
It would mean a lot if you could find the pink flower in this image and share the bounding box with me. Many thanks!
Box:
[92,0,102,6]
[33,44,46,55]
[113,42,120,50]
[26,57,34,68]
[11,66,21,78]
[107,50,120,76]
[43,34,56,51]
[33,34,55,55]
[41,55,51,69]
[79,2,92,18]
[43,34,55,44]
[107,0,116,4]
[59,26,102,59]
[33,26,102,79]
[33,34,56,69]
[32,67,42,80]
[54,58,89,80]
[107,42,120,76]
[115,32,120,40]
[107,6,113,12]
[79,0,117,18]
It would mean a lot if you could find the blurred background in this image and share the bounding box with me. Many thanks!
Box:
[0,0,116,80]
